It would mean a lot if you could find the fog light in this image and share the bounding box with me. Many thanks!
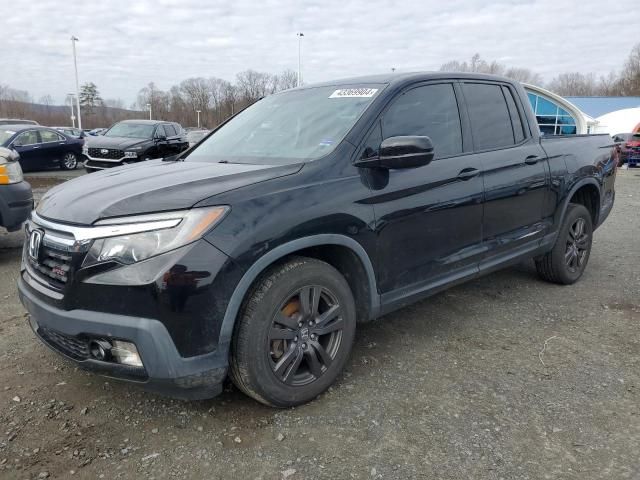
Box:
[90,340,112,361]
[111,340,143,367]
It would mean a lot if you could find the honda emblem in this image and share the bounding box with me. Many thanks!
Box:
[28,229,43,260]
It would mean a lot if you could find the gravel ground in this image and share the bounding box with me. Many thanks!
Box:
[0,170,638,480]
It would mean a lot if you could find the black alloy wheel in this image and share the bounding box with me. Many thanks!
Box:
[268,285,344,386]
[564,217,589,273]
[230,257,356,407]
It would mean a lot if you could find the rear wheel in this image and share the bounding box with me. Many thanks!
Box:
[230,257,356,407]
[535,203,593,285]
[60,152,78,170]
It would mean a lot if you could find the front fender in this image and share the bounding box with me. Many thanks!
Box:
[215,234,380,358]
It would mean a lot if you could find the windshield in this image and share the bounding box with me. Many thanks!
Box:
[187,85,382,164]
[104,123,155,139]
[0,130,16,145]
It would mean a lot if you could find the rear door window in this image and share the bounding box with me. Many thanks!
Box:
[382,83,463,159]
[462,83,515,150]
[39,129,63,143]
[164,124,177,137]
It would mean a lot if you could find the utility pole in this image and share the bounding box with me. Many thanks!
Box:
[71,36,82,130]
[196,110,201,128]
[67,94,76,128]
[297,32,304,87]
[146,103,152,120]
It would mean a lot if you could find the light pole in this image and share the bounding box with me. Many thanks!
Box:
[71,36,82,130]
[67,93,76,128]
[146,103,152,120]
[297,32,304,87]
[196,110,201,129]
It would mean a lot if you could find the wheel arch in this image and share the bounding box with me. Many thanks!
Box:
[218,235,380,355]
[556,177,601,232]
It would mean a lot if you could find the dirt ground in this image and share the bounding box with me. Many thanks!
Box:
[0,170,639,480]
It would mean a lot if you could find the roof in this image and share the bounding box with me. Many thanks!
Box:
[565,97,640,118]
[301,71,520,89]
[119,119,166,125]
[0,124,41,132]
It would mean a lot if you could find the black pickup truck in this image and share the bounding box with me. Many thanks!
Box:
[18,73,616,407]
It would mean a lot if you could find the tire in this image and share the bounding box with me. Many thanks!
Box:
[60,152,78,170]
[230,256,357,407]
[535,203,593,285]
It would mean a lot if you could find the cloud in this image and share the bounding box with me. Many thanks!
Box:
[0,0,636,104]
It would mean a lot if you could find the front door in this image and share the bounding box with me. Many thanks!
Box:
[362,82,484,306]
[458,82,549,266]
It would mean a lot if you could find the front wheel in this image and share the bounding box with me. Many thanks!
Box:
[60,152,78,170]
[535,203,593,285]
[230,257,356,407]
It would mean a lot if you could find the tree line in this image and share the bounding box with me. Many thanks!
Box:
[441,43,640,97]
[1,42,638,129]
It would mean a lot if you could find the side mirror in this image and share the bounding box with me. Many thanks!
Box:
[156,135,167,142]
[12,140,23,148]
[355,136,435,169]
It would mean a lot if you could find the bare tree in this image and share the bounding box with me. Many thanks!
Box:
[546,72,598,96]
[620,43,640,95]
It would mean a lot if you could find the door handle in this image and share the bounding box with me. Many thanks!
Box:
[524,155,540,165]
[457,167,480,181]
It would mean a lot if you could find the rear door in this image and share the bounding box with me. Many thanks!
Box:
[459,81,549,267]
[163,124,179,155]
[37,129,67,166]
[365,82,484,303]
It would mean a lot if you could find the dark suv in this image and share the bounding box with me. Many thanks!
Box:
[83,120,188,172]
[18,73,616,407]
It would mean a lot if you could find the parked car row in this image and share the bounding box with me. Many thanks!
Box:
[613,127,640,167]
[0,119,191,173]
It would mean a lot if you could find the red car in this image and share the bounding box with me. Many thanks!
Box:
[613,124,640,167]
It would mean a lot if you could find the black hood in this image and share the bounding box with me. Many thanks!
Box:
[85,136,150,150]
[37,160,302,225]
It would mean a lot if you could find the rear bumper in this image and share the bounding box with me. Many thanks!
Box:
[0,181,33,231]
[18,275,227,400]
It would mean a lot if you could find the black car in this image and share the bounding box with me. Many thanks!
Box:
[0,125,83,171]
[19,73,616,407]
[83,120,188,172]
[0,147,33,231]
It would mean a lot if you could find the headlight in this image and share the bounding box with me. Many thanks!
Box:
[82,144,88,155]
[82,206,229,268]
[0,161,23,185]
[124,151,138,158]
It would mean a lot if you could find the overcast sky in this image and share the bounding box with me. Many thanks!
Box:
[2,0,637,105]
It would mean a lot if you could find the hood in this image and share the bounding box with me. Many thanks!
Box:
[37,160,302,225]
[85,135,149,149]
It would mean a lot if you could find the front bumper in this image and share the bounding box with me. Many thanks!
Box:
[0,181,33,231]
[18,274,228,400]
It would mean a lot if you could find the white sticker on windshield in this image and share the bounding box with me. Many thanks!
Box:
[329,88,378,98]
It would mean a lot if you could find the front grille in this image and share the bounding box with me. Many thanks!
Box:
[39,326,89,360]
[85,159,120,169]
[27,244,73,290]
[88,147,124,160]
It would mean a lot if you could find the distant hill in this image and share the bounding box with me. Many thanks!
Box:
[0,100,145,129]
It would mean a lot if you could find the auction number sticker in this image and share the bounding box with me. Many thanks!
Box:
[329,88,378,98]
